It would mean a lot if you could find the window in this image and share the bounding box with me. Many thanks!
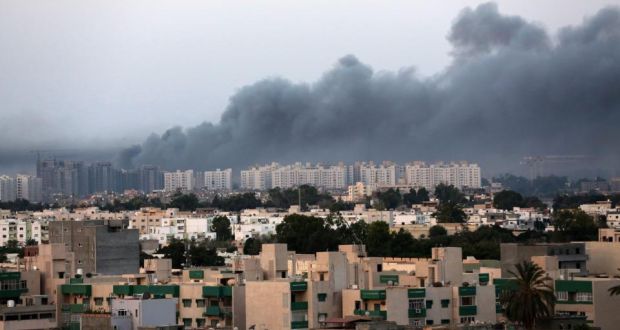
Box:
[94,298,103,306]
[183,319,192,327]
[196,318,206,327]
[196,299,205,307]
[377,264,383,272]
[576,292,592,302]
[441,299,450,308]
[408,299,424,310]
[426,319,434,325]
[354,300,361,310]
[441,319,450,324]
[460,316,475,324]
[460,296,475,306]
[556,291,568,301]
[409,319,424,326]
[318,293,327,302]
[426,300,433,309]
[182,299,192,308]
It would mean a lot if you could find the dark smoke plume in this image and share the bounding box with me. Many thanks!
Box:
[120,3,620,174]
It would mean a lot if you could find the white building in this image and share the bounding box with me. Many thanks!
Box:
[405,161,481,189]
[240,163,278,190]
[163,170,194,192]
[359,162,397,187]
[111,297,178,330]
[270,162,347,189]
[0,175,16,202]
[204,168,232,191]
[16,175,42,203]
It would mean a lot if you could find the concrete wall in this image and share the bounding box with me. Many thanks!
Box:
[245,281,291,330]
[92,226,139,275]
[586,242,620,277]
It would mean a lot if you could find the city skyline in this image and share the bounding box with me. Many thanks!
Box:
[1,1,620,176]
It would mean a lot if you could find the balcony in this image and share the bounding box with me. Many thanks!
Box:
[291,301,308,311]
[60,284,92,296]
[291,321,308,329]
[354,309,387,319]
[62,304,89,313]
[290,281,307,292]
[0,288,27,298]
[204,305,222,317]
[459,305,477,316]
[360,289,386,300]
[408,288,426,299]
[408,308,427,318]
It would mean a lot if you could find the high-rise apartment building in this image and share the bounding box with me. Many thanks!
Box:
[16,175,42,203]
[164,170,194,192]
[240,163,278,190]
[204,169,232,191]
[138,165,164,193]
[405,161,481,189]
[0,175,16,202]
[359,161,397,187]
[271,162,347,189]
[88,161,119,193]
[37,159,88,198]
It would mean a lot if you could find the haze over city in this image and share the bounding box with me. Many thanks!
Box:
[1,0,620,177]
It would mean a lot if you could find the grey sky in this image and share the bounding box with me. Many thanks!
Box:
[0,0,616,151]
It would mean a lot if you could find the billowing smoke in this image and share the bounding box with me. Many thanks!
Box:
[120,3,620,174]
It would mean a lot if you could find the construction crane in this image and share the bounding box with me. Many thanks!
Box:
[521,155,592,180]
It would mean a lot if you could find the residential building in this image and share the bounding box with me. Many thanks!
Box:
[0,175,16,202]
[240,163,278,190]
[405,161,481,189]
[500,243,587,278]
[163,170,194,192]
[204,169,233,191]
[48,220,139,275]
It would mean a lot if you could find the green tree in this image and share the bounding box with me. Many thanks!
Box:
[243,238,262,255]
[416,188,430,203]
[428,225,447,238]
[493,190,524,210]
[366,221,392,257]
[276,214,339,253]
[434,184,464,204]
[168,193,200,211]
[389,229,416,257]
[188,240,225,267]
[433,202,466,223]
[552,210,598,241]
[211,216,232,241]
[212,193,262,211]
[374,188,402,210]
[500,261,555,330]
[402,188,418,207]
[156,238,186,268]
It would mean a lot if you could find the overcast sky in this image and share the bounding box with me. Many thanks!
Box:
[0,0,617,151]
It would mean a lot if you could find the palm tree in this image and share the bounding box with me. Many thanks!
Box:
[608,284,620,296]
[500,261,555,330]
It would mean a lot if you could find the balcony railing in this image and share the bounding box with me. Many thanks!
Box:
[291,301,308,311]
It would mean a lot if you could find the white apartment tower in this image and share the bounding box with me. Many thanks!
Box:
[204,169,232,191]
[271,162,347,189]
[405,161,481,189]
[16,175,42,203]
[163,170,194,192]
[359,161,397,187]
[0,175,16,202]
[240,163,278,190]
